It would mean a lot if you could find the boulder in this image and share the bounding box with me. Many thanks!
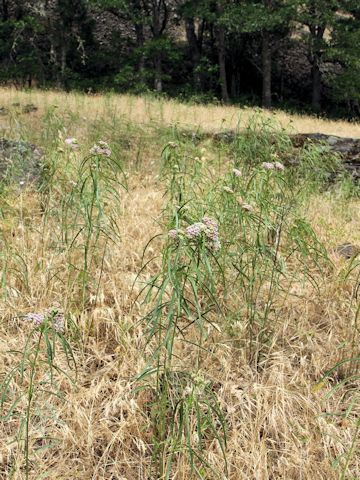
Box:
[335,243,360,260]
[22,103,38,114]
[291,133,360,179]
[0,138,43,187]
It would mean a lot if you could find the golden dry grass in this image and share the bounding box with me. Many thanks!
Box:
[0,89,359,479]
[1,87,360,138]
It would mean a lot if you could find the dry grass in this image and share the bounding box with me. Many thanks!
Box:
[1,87,360,138]
[0,89,359,479]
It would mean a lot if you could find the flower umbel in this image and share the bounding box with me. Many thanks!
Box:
[168,217,221,251]
[185,222,205,239]
[202,216,221,251]
[262,162,275,170]
[168,229,179,239]
[237,197,255,212]
[274,161,285,171]
[261,161,285,171]
[65,137,79,149]
[90,141,111,157]
[23,309,65,333]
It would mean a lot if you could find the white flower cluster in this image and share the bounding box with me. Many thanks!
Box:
[65,137,79,150]
[23,309,65,333]
[90,140,111,157]
[168,217,221,251]
[202,216,221,251]
[185,222,205,239]
[168,229,179,239]
[262,161,285,171]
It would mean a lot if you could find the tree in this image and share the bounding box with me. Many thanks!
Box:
[223,0,294,108]
[327,2,360,114]
[27,0,92,88]
[142,0,172,92]
[296,0,349,111]
[215,1,229,102]
[0,1,45,86]
[177,0,206,91]
[0,0,359,115]
[92,0,173,92]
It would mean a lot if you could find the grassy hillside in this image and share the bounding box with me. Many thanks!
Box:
[0,89,359,479]
[0,88,360,138]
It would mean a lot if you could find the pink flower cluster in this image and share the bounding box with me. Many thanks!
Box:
[262,161,285,171]
[185,222,205,239]
[168,229,179,239]
[168,217,221,251]
[65,137,79,150]
[274,161,285,171]
[202,216,221,251]
[90,141,111,157]
[23,309,65,333]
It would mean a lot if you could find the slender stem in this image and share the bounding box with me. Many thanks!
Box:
[340,417,360,480]
[25,329,43,479]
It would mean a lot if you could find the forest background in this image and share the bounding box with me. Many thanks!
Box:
[1,0,360,118]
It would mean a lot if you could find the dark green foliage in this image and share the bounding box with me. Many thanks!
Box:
[327,3,360,114]
[0,0,359,116]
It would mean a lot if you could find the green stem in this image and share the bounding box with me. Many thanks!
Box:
[25,329,43,480]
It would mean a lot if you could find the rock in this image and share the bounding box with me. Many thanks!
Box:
[0,106,8,116]
[327,136,340,146]
[335,243,360,259]
[291,133,360,179]
[176,129,204,144]
[212,130,237,143]
[0,138,43,187]
[22,103,38,114]
[291,133,360,177]
[194,129,360,179]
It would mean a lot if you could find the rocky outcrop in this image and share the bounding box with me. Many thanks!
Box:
[0,139,43,187]
[0,103,38,115]
[211,129,360,178]
[292,133,360,178]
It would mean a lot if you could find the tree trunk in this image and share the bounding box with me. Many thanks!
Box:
[185,17,201,90]
[2,0,8,21]
[230,71,238,98]
[262,31,272,109]
[311,55,321,111]
[59,42,66,88]
[308,16,325,112]
[133,0,145,73]
[152,1,163,92]
[135,23,145,72]
[154,53,162,92]
[215,4,229,103]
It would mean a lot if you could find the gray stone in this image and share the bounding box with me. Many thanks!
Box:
[327,136,340,146]
[291,133,360,179]
[22,103,38,114]
[0,138,43,187]
[335,243,359,259]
